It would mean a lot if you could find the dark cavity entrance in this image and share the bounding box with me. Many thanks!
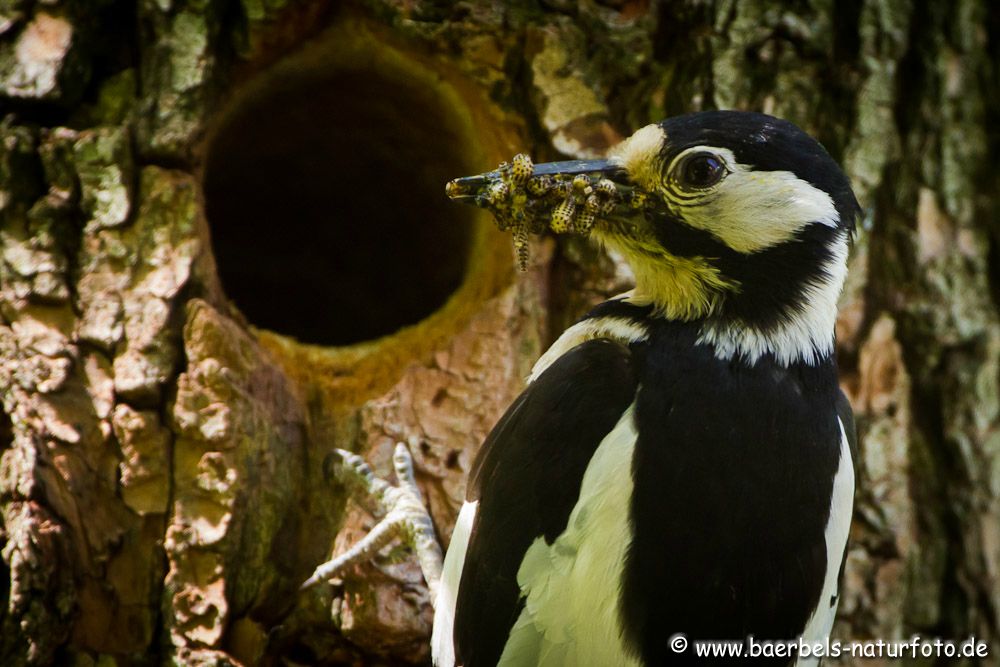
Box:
[204,67,474,346]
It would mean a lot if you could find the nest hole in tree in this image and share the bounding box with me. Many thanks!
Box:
[204,66,475,346]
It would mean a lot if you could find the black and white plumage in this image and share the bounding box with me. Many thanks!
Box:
[433,111,859,666]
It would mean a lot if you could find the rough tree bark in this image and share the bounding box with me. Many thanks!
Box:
[0,0,997,665]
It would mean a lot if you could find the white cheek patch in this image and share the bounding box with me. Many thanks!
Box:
[668,147,840,253]
[609,124,665,190]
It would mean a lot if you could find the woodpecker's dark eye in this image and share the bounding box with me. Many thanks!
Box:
[677,153,726,189]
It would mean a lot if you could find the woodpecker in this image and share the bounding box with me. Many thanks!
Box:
[433,111,858,666]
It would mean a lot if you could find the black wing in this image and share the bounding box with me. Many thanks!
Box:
[835,389,858,465]
[453,338,639,666]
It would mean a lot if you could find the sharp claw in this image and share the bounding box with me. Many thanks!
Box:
[302,444,444,602]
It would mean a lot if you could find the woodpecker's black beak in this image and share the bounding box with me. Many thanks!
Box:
[445,158,631,203]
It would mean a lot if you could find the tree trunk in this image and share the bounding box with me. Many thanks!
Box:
[0,0,997,664]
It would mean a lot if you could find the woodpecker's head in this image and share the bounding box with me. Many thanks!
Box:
[450,111,861,364]
[595,111,859,331]
[581,111,859,365]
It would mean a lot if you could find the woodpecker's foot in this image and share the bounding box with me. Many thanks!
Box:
[301,444,444,603]
[446,154,637,271]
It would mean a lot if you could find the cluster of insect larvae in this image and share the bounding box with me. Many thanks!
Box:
[446,154,633,270]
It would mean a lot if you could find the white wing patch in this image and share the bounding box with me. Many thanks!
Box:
[796,418,854,666]
[432,500,478,667]
[497,404,642,667]
[528,316,649,383]
[433,314,646,665]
